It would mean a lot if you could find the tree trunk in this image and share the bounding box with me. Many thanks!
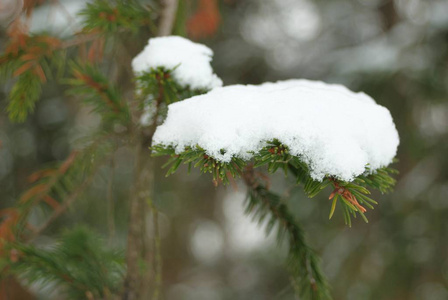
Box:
[122,1,178,298]
[122,140,154,300]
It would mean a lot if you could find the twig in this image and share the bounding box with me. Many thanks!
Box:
[157,0,179,37]
[107,159,116,244]
[27,157,109,242]
[123,143,147,300]
[123,2,178,298]
[61,33,102,49]
[242,165,330,299]
[145,73,167,146]
[147,197,162,300]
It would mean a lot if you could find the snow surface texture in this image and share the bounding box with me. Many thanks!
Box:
[153,80,399,182]
[132,36,223,90]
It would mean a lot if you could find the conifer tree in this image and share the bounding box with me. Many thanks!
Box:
[0,1,398,300]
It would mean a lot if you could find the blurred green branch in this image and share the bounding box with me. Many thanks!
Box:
[243,165,331,300]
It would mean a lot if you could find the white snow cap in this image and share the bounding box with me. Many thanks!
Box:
[132,36,223,90]
[153,80,399,182]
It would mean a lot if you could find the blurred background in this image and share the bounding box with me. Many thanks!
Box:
[1,0,448,299]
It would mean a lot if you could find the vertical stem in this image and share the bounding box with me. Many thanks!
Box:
[147,196,162,300]
[107,159,115,244]
[157,0,179,37]
[123,142,143,300]
[123,75,168,300]
[139,76,164,299]
[123,143,153,300]
[123,1,178,298]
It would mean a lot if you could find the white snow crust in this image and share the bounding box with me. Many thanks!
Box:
[153,79,399,182]
[132,36,222,90]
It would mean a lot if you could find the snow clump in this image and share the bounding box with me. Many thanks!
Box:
[132,36,222,90]
[153,79,399,182]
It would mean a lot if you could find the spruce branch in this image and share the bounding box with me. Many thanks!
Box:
[152,140,397,225]
[60,32,103,49]
[0,33,62,122]
[26,154,111,242]
[151,144,245,185]
[79,0,155,35]
[136,68,209,148]
[136,67,210,106]
[6,70,42,122]
[0,30,110,123]
[243,165,331,300]
[12,132,117,241]
[6,227,125,300]
[0,0,153,123]
[66,62,131,125]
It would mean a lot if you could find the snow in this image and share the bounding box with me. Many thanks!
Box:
[152,79,399,182]
[132,36,223,90]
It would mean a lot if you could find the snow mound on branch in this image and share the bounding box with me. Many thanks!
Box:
[152,80,399,181]
[132,36,222,90]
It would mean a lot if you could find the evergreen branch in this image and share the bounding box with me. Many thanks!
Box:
[151,144,245,186]
[27,155,110,242]
[0,150,80,251]
[6,227,125,299]
[0,23,136,122]
[138,68,211,147]
[242,166,331,300]
[6,71,42,122]
[152,140,397,225]
[60,32,103,49]
[66,62,131,125]
[0,33,62,122]
[257,141,397,225]
[12,132,117,240]
[136,67,209,106]
[79,0,155,35]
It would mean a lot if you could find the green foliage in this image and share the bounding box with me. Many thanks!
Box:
[244,176,331,300]
[354,165,398,194]
[151,144,246,184]
[153,139,396,299]
[136,68,212,139]
[152,140,397,225]
[79,0,155,35]
[0,34,62,122]
[136,67,209,106]
[14,131,117,240]
[6,227,125,299]
[66,62,131,126]
[6,71,42,122]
